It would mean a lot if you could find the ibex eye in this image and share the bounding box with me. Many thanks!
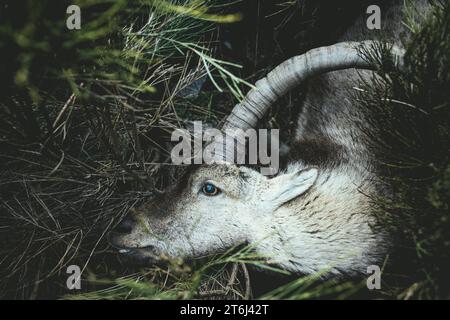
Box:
[202,182,220,196]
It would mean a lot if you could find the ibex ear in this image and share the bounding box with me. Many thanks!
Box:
[266,168,318,208]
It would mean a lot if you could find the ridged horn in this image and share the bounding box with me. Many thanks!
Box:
[211,40,404,161]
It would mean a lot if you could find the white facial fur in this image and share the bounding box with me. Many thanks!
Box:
[110,162,387,276]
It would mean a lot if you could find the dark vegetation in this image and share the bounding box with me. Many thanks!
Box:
[0,0,448,299]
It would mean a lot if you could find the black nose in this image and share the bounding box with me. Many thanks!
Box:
[112,214,135,234]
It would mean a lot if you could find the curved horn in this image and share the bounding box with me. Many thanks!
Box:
[211,40,404,161]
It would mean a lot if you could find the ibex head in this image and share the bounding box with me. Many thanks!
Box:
[109,163,318,262]
[109,41,402,275]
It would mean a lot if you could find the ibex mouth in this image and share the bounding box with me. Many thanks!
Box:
[112,244,156,255]
[112,244,163,265]
[108,233,158,255]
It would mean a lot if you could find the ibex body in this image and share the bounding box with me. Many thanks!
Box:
[110,1,428,277]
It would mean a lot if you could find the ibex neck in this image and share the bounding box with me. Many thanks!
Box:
[252,167,388,276]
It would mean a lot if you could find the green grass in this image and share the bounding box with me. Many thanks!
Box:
[0,0,247,299]
[355,0,450,299]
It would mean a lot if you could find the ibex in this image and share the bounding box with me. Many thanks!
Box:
[110,1,428,277]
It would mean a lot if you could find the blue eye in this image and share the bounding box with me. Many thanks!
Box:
[202,182,220,196]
